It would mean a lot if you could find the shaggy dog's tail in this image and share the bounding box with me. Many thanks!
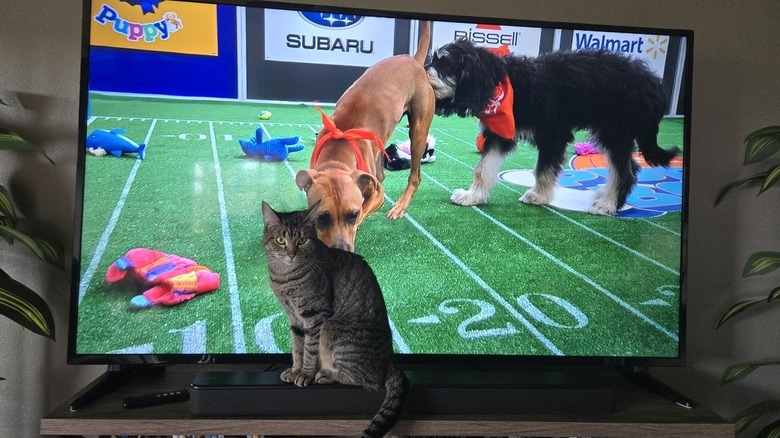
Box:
[640,142,679,167]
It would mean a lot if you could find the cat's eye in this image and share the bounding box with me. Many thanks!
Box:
[345,211,359,224]
[298,237,308,245]
[275,237,286,246]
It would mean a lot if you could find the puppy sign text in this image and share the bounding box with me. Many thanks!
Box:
[94,4,182,43]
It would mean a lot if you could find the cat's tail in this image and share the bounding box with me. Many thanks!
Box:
[362,363,409,438]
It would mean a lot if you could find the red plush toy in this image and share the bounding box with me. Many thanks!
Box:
[106,248,220,308]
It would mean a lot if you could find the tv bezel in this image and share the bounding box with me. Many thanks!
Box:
[69,0,692,369]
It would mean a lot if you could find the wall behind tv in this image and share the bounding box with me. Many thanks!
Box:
[0,1,778,437]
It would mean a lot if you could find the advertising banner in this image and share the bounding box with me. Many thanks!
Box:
[91,0,218,56]
[572,31,669,78]
[264,9,396,67]
[431,22,543,57]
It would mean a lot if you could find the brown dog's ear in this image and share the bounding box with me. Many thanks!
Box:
[353,171,384,216]
[296,169,316,192]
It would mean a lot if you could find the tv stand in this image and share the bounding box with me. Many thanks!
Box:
[190,368,615,416]
[67,364,166,411]
[42,364,734,438]
[622,366,695,409]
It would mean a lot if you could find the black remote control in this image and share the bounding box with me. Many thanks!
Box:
[122,389,190,409]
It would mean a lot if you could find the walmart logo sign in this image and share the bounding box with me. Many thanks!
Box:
[574,32,668,59]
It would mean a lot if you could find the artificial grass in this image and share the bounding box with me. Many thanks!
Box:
[74,94,683,359]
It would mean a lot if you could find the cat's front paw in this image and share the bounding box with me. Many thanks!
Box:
[293,371,315,387]
[280,368,298,383]
[281,368,314,386]
[315,369,338,384]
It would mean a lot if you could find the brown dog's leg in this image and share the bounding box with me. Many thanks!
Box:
[386,87,435,219]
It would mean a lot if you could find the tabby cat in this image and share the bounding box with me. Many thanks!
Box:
[261,201,408,438]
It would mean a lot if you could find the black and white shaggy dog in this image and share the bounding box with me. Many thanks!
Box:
[426,39,679,215]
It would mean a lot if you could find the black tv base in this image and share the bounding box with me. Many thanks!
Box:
[190,368,616,416]
[68,364,166,411]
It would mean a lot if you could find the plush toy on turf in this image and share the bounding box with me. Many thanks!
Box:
[574,141,599,156]
[383,135,436,171]
[238,127,304,161]
[86,128,146,159]
[106,248,220,308]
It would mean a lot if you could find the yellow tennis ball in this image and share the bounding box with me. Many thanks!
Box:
[259,111,272,120]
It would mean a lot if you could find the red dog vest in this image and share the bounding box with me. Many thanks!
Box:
[475,75,515,151]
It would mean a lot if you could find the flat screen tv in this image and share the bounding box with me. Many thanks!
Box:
[69,0,692,373]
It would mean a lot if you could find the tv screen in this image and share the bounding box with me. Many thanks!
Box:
[70,0,691,367]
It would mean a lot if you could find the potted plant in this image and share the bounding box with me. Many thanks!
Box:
[715,125,780,437]
[0,95,62,379]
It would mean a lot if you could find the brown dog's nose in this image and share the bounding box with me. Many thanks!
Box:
[332,240,354,252]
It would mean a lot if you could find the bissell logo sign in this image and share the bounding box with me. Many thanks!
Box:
[94,4,183,43]
[454,23,522,47]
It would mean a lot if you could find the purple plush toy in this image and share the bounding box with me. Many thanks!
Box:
[574,141,599,156]
[239,128,304,161]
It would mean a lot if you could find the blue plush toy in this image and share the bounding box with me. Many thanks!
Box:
[239,128,304,162]
[86,128,146,159]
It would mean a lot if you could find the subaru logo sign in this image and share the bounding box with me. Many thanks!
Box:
[298,12,364,29]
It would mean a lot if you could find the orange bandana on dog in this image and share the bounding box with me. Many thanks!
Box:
[476,75,515,146]
[311,106,388,172]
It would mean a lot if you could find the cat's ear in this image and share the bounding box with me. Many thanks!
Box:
[261,201,280,228]
[303,200,321,224]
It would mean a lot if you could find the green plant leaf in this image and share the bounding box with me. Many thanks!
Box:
[0,128,33,151]
[743,252,780,277]
[744,126,780,164]
[0,217,13,245]
[722,362,780,384]
[759,163,780,194]
[0,184,17,245]
[717,297,766,328]
[0,128,54,165]
[769,287,780,302]
[0,267,55,340]
[757,419,780,438]
[734,401,780,433]
[0,184,17,226]
[715,172,768,206]
[0,224,63,268]
[722,364,760,384]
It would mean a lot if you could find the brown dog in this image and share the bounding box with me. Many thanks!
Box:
[295,21,434,252]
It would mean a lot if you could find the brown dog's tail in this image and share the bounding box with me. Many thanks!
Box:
[414,20,431,64]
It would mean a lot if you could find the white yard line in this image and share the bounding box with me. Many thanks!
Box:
[209,121,247,354]
[419,169,679,342]
[78,119,157,304]
[384,194,564,356]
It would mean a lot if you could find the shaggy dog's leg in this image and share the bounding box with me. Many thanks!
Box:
[520,131,569,206]
[590,146,639,215]
[451,143,508,206]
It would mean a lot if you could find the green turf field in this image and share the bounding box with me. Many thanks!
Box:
[74,93,683,359]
